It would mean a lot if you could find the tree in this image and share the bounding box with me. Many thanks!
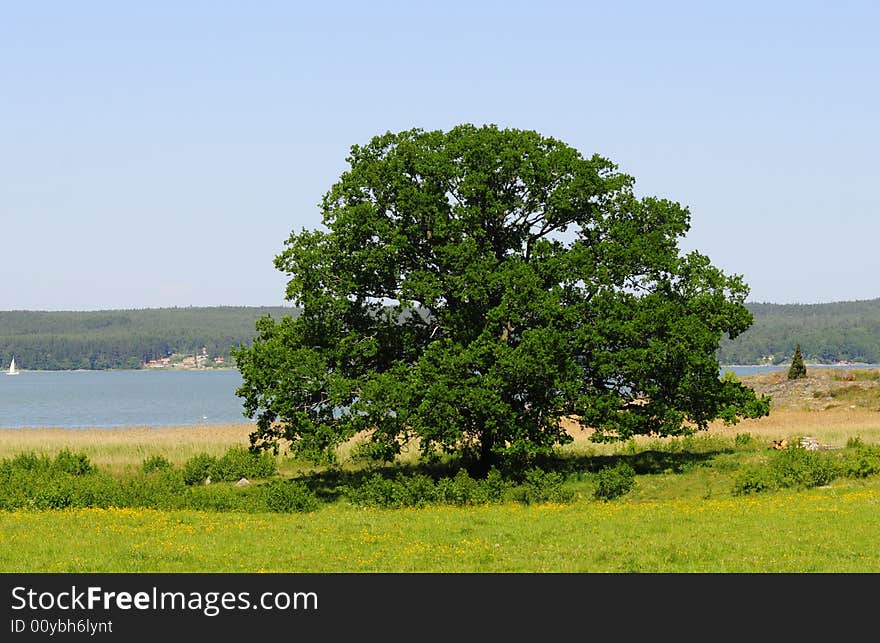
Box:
[233,124,770,473]
[788,343,807,380]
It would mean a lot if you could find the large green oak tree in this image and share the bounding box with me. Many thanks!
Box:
[233,124,770,472]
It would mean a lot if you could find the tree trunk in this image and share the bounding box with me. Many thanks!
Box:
[475,431,496,478]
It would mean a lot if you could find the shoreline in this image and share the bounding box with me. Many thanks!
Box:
[8,362,880,373]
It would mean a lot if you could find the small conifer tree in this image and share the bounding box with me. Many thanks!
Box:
[788,343,807,380]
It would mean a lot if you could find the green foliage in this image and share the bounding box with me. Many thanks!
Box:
[732,467,776,495]
[436,469,503,506]
[515,467,575,505]
[182,454,218,486]
[9,452,51,472]
[181,447,277,486]
[52,450,94,476]
[213,446,277,481]
[265,480,321,513]
[770,446,836,489]
[837,445,880,478]
[234,123,769,471]
[593,461,636,501]
[345,468,509,508]
[4,431,880,514]
[345,472,431,508]
[733,446,842,495]
[788,343,807,380]
[141,455,172,474]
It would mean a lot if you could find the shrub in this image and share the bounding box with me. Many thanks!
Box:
[213,446,277,481]
[769,447,836,489]
[732,467,776,495]
[482,467,510,503]
[515,467,574,505]
[345,473,399,508]
[182,454,218,486]
[10,452,51,472]
[436,469,497,506]
[53,450,93,476]
[122,470,187,509]
[395,473,439,508]
[265,480,320,513]
[593,461,636,501]
[838,445,880,479]
[141,455,172,474]
[345,468,509,509]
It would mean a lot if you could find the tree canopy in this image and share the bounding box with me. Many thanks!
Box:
[233,124,770,472]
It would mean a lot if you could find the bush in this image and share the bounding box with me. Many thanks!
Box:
[123,470,187,508]
[53,450,93,476]
[732,467,776,495]
[213,446,277,481]
[265,480,320,513]
[345,468,509,509]
[838,445,880,479]
[345,472,399,508]
[770,447,836,489]
[9,452,51,472]
[182,454,218,486]
[516,467,575,505]
[436,469,488,506]
[593,461,636,501]
[142,455,172,474]
[182,448,277,485]
[483,467,510,503]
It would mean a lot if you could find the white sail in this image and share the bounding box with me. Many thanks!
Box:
[7,356,18,375]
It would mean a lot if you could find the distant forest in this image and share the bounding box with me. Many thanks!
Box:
[0,299,878,370]
[719,298,880,365]
[0,307,296,370]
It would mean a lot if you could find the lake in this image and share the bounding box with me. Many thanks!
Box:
[2,364,879,429]
[0,369,252,429]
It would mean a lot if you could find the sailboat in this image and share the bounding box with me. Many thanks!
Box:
[7,356,18,375]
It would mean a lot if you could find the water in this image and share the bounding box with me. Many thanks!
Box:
[2,363,879,429]
[0,369,253,429]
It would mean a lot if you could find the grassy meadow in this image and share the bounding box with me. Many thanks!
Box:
[2,370,880,573]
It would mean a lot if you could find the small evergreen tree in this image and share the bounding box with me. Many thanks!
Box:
[788,343,807,380]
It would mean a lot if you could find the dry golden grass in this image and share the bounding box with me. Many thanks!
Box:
[703,407,880,446]
[0,423,255,475]
[558,412,880,452]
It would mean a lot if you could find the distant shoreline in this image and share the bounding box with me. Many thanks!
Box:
[8,364,880,374]
[6,367,239,373]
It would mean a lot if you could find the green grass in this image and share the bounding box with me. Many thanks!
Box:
[3,411,880,572]
[3,478,880,572]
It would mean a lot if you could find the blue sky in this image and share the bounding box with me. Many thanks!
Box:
[2,1,878,310]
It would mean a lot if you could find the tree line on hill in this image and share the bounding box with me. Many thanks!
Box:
[0,298,878,370]
[0,307,295,370]
[717,298,880,364]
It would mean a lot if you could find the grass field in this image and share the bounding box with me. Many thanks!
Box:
[2,371,879,573]
[3,480,880,572]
